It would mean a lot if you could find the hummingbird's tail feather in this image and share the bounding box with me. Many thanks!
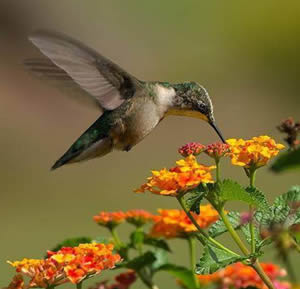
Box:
[51,137,113,170]
[51,112,113,170]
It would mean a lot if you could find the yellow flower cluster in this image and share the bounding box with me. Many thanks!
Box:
[135,155,215,196]
[227,136,285,169]
[150,205,219,238]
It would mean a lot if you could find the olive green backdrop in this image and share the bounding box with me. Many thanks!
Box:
[0,0,299,287]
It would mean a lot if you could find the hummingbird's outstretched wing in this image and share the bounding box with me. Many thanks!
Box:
[26,30,140,110]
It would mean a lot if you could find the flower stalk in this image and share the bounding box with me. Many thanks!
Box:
[187,236,200,288]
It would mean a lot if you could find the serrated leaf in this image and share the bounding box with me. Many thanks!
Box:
[274,186,300,207]
[144,236,171,252]
[217,180,262,208]
[184,190,205,214]
[209,212,241,238]
[159,264,196,289]
[271,148,300,173]
[241,224,262,246]
[123,251,156,270]
[196,244,247,274]
[245,187,270,212]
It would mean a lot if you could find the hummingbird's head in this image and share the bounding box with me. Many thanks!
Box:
[171,81,226,143]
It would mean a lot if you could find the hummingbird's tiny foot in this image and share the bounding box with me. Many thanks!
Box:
[124,145,132,152]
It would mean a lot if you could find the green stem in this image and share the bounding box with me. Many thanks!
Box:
[110,227,122,248]
[282,254,297,283]
[217,206,276,289]
[249,169,257,253]
[76,282,82,289]
[215,159,220,183]
[176,195,239,257]
[219,208,250,255]
[137,270,159,289]
[187,236,200,288]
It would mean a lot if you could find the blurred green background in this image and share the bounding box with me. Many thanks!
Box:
[1,0,300,287]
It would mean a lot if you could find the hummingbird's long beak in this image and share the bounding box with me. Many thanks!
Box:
[209,122,226,143]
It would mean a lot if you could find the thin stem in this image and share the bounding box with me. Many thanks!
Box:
[176,195,239,257]
[282,254,297,283]
[76,282,82,289]
[137,270,159,289]
[215,159,221,183]
[249,169,257,253]
[187,236,200,288]
[110,227,122,248]
[252,263,276,289]
[218,206,275,289]
[219,207,250,255]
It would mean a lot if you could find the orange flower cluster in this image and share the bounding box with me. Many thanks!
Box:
[150,205,219,238]
[197,262,290,289]
[205,142,230,160]
[8,243,121,287]
[93,211,126,228]
[227,136,285,169]
[125,209,156,226]
[93,210,155,228]
[135,155,215,197]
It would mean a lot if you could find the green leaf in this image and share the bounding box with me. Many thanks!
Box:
[271,148,300,173]
[158,264,196,289]
[209,212,241,238]
[240,224,262,246]
[144,236,171,252]
[217,180,269,211]
[130,231,145,249]
[184,190,205,214]
[196,244,247,274]
[245,187,270,212]
[151,249,169,272]
[123,251,156,270]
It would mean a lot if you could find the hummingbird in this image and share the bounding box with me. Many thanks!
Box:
[25,30,225,170]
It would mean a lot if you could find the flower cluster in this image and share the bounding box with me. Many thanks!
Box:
[93,212,127,228]
[150,206,219,238]
[8,243,121,287]
[88,271,136,289]
[135,155,215,196]
[277,117,300,149]
[93,210,156,228]
[227,136,285,169]
[178,142,206,157]
[197,262,290,289]
[205,142,230,161]
[125,209,156,227]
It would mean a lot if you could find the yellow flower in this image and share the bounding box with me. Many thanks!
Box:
[227,136,284,169]
[135,155,215,197]
[150,205,219,238]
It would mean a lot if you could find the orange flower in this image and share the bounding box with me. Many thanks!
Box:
[150,205,219,238]
[227,136,284,169]
[125,210,156,226]
[3,275,25,289]
[197,262,290,289]
[93,211,126,228]
[135,155,215,197]
[50,243,121,283]
[8,243,121,287]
